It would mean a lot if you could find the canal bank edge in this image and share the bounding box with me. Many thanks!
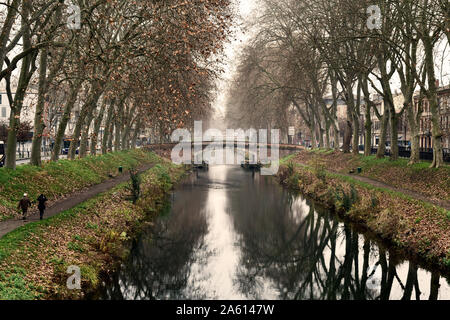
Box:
[0,155,186,299]
[277,155,450,275]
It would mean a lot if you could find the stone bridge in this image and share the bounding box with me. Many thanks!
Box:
[144,142,304,165]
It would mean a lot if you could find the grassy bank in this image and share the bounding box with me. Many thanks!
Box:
[277,152,450,272]
[0,149,158,220]
[0,155,185,299]
[293,149,450,202]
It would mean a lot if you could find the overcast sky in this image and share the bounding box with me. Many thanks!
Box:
[210,0,258,128]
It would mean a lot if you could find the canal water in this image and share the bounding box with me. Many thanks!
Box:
[96,165,450,300]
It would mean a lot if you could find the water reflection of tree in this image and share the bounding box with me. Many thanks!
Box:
[229,177,446,300]
[102,186,210,300]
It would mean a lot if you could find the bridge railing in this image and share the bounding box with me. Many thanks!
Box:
[143,142,306,151]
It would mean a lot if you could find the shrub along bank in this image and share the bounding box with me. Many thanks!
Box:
[277,155,450,273]
[0,156,185,299]
[0,149,158,220]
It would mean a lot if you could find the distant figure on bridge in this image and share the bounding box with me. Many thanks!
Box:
[37,194,48,220]
[18,193,31,221]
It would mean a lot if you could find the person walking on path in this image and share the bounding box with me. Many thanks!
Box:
[37,194,48,220]
[18,193,32,221]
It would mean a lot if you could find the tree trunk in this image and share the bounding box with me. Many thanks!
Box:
[330,71,340,150]
[312,101,325,149]
[332,122,339,150]
[318,128,324,149]
[6,108,20,169]
[309,120,316,148]
[79,106,96,158]
[352,115,360,156]
[343,120,352,153]
[5,1,33,169]
[401,263,417,300]
[398,35,419,165]
[90,100,108,156]
[352,82,362,156]
[429,271,440,300]
[364,105,372,157]
[424,38,444,168]
[407,101,420,164]
[361,74,373,156]
[131,117,142,149]
[121,105,137,149]
[375,43,398,160]
[377,105,389,159]
[102,104,115,154]
[30,6,63,165]
[389,103,399,161]
[343,80,355,153]
[114,116,122,151]
[113,99,126,151]
[68,84,103,159]
[51,80,82,161]
[30,49,48,166]
[68,105,87,160]
[108,121,115,152]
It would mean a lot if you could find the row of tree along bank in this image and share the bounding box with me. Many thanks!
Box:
[277,152,450,274]
[0,1,233,170]
[0,154,185,299]
[226,0,449,168]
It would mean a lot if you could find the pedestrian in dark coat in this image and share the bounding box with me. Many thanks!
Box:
[18,193,32,220]
[37,194,48,220]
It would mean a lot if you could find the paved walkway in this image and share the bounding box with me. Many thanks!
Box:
[0,164,154,238]
[338,172,450,211]
[15,155,68,166]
